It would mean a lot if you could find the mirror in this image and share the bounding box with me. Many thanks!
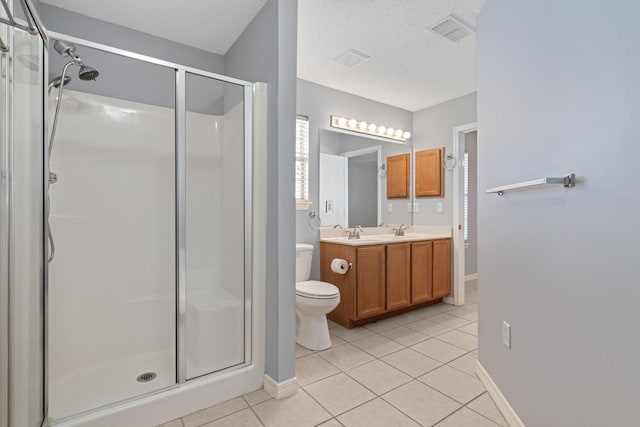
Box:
[319,129,413,228]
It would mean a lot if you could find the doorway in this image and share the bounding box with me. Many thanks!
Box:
[449,122,477,306]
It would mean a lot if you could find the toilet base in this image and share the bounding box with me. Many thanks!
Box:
[296,311,332,351]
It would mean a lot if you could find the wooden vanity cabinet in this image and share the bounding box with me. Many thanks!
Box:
[411,241,433,304]
[356,245,386,319]
[432,239,452,298]
[386,243,411,311]
[322,238,451,328]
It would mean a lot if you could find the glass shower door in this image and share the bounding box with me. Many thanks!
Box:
[0,23,45,427]
[184,72,248,379]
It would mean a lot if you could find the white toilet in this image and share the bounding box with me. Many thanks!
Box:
[295,243,340,350]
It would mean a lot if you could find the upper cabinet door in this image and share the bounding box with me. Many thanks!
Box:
[415,147,444,197]
[386,153,410,198]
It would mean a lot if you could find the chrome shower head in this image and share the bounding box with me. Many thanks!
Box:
[78,64,99,81]
[49,75,71,90]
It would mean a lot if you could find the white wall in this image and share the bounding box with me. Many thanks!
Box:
[412,93,476,226]
[477,1,640,425]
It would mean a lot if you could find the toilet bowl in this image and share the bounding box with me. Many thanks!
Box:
[296,244,341,350]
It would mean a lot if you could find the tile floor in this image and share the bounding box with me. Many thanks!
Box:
[159,280,507,427]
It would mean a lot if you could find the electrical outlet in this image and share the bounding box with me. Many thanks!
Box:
[436,202,443,213]
[387,203,393,213]
[413,203,419,213]
[407,203,412,213]
[502,321,511,348]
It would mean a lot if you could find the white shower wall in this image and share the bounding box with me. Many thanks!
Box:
[48,88,245,420]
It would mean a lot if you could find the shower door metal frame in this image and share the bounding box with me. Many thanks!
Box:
[44,31,255,418]
[1,2,48,425]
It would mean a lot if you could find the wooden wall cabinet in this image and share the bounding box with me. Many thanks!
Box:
[322,238,451,328]
[415,147,444,197]
[386,153,410,198]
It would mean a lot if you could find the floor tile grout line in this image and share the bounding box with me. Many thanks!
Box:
[301,379,377,421]
[464,399,505,427]
[431,404,468,427]
[246,404,267,427]
[378,386,444,427]
[417,377,485,408]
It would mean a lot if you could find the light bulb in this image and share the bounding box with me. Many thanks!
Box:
[387,128,395,136]
[337,117,347,126]
[359,121,368,130]
[403,131,411,139]
[348,119,357,128]
[395,129,403,137]
[378,126,386,134]
[368,123,377,132]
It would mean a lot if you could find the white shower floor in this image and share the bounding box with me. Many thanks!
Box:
[49,348,175,421]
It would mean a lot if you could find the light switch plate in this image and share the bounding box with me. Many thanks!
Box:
[413,203,419,213]
[503,321,511,348]
[387,203,393,213]
[407,203,412,213]
[437,202,443,213]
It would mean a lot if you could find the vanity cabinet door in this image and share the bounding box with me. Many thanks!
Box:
[411,241,433,304]
[433,239,452,298]
[386,243,411,311]
[356,245,386,319]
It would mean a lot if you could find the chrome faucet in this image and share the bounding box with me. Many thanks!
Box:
[348,225,364,240]
[393,224,409,236]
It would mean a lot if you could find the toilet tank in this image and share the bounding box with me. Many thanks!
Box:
[295,243,314,282]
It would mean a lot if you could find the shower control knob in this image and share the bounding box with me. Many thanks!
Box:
[49,172,58,184]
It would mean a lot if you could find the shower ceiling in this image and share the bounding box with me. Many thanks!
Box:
[39,0,268,55]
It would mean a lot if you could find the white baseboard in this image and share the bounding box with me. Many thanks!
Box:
[476,361,525,427]
[263,374,298,400]
[465,273,479,281]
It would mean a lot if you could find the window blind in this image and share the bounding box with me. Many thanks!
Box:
[463,151,469,242]
[295,115,309,202]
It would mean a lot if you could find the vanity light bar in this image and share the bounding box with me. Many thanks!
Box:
[330,115,411,142]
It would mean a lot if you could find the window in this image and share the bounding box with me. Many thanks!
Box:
[463,151,469,243]
[295,115,311,210]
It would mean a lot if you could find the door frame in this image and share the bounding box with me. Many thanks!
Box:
[447,122,477,307]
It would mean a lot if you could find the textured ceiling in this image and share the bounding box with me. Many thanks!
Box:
[40,0,267,55]
[298,0,485,112]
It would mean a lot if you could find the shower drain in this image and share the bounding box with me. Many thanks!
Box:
[136,372,157,383]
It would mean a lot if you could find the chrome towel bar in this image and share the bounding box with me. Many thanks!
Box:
[486,173,575,196]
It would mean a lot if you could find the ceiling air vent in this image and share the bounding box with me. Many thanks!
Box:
[334,49,370,69]
[430,16,474,42]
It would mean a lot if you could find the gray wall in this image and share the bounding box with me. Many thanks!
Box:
[348,155,377,227]
[477,1,640,425]
[296,79,413,279]
[464,131,477,276]
[225,0,297,383]
[412,92,476,226]
[40,4,227,114]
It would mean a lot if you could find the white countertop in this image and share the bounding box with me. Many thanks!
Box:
[319,226,452,246]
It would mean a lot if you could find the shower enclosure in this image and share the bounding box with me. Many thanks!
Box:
[1,3,266,426]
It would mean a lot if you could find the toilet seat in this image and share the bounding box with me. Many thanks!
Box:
[296,280,339,299]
